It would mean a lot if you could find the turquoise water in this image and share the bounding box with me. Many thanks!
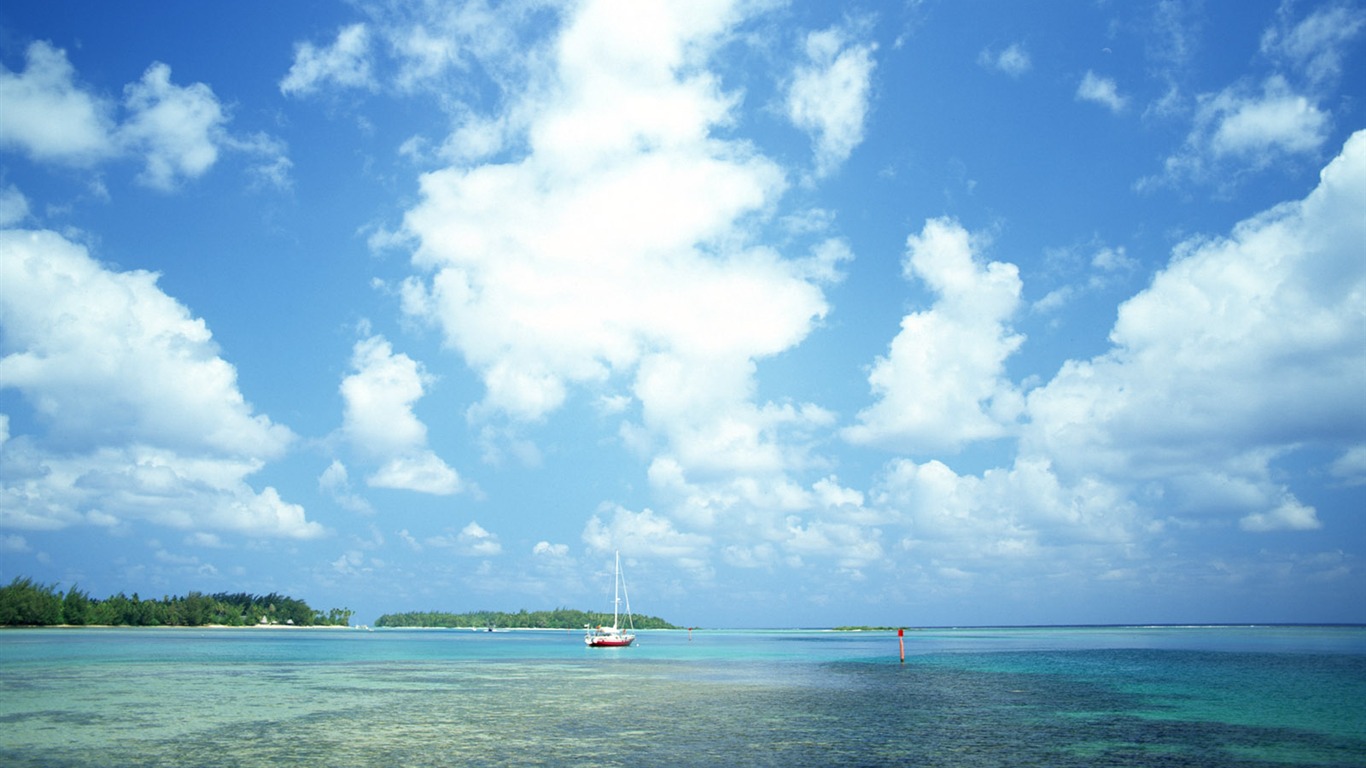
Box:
[1,626,1362,767]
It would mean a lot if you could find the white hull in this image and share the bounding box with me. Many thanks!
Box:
[585,551,636,648]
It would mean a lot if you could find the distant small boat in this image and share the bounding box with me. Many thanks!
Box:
[585,551,636,648]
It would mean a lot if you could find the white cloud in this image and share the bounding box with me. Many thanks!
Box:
[0,185,30,227]
[1032,285,1074,315]
[396,0,837,489]
[0,229,320,539]
[129,70,290,190]
[318,460,375,514]
[1,41,288,191]
[642,456,896,570]
[185,531,223,548]
[1091,245,1136,273]
[457,521,501,556]
[0,41,117,164]
[853,131,1365,588]
[279,23,375,96]
[1142,5,1357,194]
[119,63,227,190]
[813,476,864,509]
[228,132,294,191]
[339,335,463,495]
[1240,497,1322,532]
[533,540,568,557]
[783,516,883,569]
[155,547,202,567]
[978,43,1031,77]
[0,230,293,457]
[1076,70,1127,113]
[1144,57,1332,191]
[389,24,461,92]
[844,218,1024,453]
[1033,243,1137,316]
[341,336,432,457]
[1204,77,1328,159]
[1330,446,1366,486]
[583,504,709,563]
[330,549,368,576]
[389,0,533,96]
[369,452,463,495]
[275,1,537,119]
[1260,3,1366,86]
[634,353,835,479]
[877,456,1135,551]
[1026,129,1366,529]
[786,23,877,178]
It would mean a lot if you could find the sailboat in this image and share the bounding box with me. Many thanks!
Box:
[584,551,636,648]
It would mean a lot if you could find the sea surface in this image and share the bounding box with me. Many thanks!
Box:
[1,625,1363,767]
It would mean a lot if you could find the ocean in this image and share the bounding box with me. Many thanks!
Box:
[1,625,1362,767]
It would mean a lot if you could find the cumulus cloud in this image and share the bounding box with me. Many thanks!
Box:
[844,218,1024,453]
[396,0,839,511]
[1026,129,1366,530]
[786,23,877,178]
[852,130,1364,592]
[369,453,462,495]
[0,41,117,164]
[783,516,883,570]
[279,23,376,96]
[1205,76,1329,160]
[119,63,227,190]
[341,336,433,456]
[1076,70,1127,113]
[0,229,320,539]
[877,457,1134,554]
[0,41,289,190]
[634,354,835,479]
[583,505,709,562]
[339,335,463,495]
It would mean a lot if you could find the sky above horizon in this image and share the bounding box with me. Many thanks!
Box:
[1,0,1363,628]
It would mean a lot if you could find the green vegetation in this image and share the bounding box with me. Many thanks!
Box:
[0,577,354,627]
[375,607,678,630]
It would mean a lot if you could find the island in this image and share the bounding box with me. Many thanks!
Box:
[0,577,683,631]
[0,577,354,627]
[376,608,679,630]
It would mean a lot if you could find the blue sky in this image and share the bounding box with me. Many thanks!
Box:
[1,0,1363,628]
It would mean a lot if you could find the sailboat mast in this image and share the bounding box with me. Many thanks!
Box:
[612,550,621,629]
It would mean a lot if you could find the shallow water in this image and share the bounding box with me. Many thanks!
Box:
[1,626,1363,767]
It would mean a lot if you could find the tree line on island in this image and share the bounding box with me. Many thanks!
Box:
[0,578,681,630]
[375,608,679,630]
[0,577,354,627]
